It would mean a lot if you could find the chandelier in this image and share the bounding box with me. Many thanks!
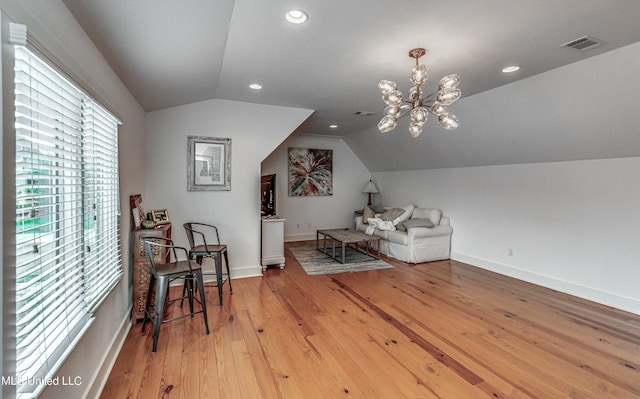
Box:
[377,48,461,137]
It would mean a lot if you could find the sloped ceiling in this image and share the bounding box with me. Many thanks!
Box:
[59,0,640,171]
[345,42,640,171]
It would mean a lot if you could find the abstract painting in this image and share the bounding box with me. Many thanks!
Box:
[288,148,333,196]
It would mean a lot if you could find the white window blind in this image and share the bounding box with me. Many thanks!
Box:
[82,96,122,309]
[14,45,122,398]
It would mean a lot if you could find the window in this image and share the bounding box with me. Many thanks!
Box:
[14,45,122,397]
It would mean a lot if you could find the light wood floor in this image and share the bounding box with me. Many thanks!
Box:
[101,242,640,398]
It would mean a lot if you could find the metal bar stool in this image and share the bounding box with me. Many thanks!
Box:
[142,237,210,352]
[183,222,232,306]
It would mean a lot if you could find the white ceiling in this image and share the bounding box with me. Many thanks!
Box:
[61,0,640,139]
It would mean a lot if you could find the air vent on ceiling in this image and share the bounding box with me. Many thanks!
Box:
[562,35,606,51]
[355,111,375,116]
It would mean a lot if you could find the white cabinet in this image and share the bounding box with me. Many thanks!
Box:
[261,217,285,271]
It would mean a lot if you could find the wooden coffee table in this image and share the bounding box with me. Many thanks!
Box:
[316,228,380,264]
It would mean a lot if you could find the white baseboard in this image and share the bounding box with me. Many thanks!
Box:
[285,233,316,242]
[86,306,132,399]
[451,252,640,315]
[225,265,263,279]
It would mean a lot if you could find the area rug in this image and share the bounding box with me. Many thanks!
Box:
[288,243,393,276]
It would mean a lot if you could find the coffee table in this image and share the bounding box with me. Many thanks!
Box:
[316,228,381,264]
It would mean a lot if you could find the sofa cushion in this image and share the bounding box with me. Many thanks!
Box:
[396,218,435,232]
[411,208,442,225]
[362,206,375,224]
[384,229,409,246]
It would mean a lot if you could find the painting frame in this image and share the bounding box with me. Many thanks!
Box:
[151,209,170,225]
[187,136,231,191]
[288,147,333,196]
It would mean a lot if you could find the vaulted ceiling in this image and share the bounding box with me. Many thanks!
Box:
[61,0,640,170]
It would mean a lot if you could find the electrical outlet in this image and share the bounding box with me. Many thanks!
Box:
[297,223,301,228]
[508,248,514,257]
[307,223,312,228]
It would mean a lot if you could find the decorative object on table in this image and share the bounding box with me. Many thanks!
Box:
[141,219,155,229]
[288,243,393,276]
[187,136,231,191]
[377,48,461,137]
[260,174,276,216]
[288,147,333,196]
[151,209,170,225]
[129,194,145,230]
[362,179,379,206]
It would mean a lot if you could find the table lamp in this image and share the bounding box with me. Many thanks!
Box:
[362,179,379,206]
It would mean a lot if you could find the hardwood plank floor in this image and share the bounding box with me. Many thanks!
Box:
[101,242,640,398]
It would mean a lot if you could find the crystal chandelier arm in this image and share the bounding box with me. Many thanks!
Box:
[420,91,437,103]
[397,104,412,118]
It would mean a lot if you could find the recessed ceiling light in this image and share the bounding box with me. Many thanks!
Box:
[286,10,308,24]
[502,65,520,73]
[329,124,338,129]
[249,83,262,90]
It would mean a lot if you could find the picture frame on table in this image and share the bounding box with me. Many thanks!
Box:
[187,136,231,191]
[151,209,170,225]
[129,194,145,229]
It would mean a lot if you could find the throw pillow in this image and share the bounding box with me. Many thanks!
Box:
[390,204,415,225]
[362,206,375,224]
[379,208,405,223]
[396,218,434,231]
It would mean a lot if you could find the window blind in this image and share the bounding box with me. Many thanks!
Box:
[82,97,122,310]
[14,45,122,398]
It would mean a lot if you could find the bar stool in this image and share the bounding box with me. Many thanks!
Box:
[183,222,232,305]
[142,237,209,352]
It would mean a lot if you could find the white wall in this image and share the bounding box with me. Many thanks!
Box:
[145,99,312,278]
[373,157,640,314]
[0,1,147,398]
[261,134,372,241]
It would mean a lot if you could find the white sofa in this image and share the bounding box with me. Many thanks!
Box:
[355,205,452,263]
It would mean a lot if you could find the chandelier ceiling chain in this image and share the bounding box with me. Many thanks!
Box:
[377,48,461,137]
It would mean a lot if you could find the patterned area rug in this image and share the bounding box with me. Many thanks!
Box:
[288,243,394,276]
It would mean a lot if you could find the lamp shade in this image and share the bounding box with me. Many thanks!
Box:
[362,180,379,194]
